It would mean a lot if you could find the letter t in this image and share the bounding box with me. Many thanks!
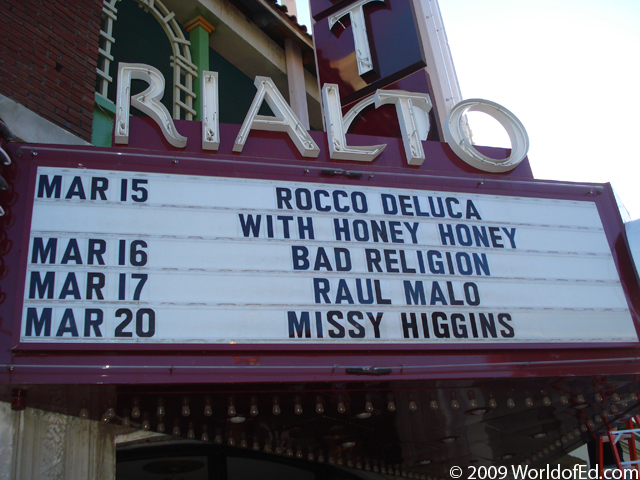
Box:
[328,0,385,76]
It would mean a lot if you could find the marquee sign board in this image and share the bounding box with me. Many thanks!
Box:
[20,165,635,345]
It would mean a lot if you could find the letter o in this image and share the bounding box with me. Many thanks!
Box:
[351,192,368,213]
[295,188,313,210]
[444,99,529,173]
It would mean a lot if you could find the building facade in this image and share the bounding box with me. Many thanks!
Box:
[1,1,640,479]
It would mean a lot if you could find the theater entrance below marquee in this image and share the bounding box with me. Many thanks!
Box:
[102,373,640,480]
[115,437,378,480]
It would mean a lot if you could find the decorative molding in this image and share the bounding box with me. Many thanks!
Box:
[184,15,215,34]
[97,0,198,120]
[96,0,120,99]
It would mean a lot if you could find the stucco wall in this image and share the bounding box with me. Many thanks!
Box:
[0,401,128,480]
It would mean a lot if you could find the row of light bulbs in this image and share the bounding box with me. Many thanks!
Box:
[526,420,598,465]
[93,413,607,479]
[95,401,436,479]
[88,387,636,478]
[96,388,636,423]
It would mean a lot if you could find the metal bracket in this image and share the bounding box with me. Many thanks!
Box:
[346,366,393,375]
[320,169,363,178]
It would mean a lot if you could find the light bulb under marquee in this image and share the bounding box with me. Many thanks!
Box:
[338,399,346,414]
[365,394,374,413]
[131,398,140,418]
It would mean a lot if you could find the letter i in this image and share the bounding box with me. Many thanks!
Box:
[315,312,324,338]
[445,251,455,275]
[267,215,274,238]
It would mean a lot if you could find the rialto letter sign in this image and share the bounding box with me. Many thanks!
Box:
[114,63,529,173]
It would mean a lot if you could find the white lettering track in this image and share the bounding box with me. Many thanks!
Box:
[21,167,634,344]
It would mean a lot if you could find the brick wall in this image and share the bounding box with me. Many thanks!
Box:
[0,0,103,142]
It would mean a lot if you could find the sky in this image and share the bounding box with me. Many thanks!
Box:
[292,0,640,221]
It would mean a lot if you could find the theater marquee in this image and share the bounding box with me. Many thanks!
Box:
[21,166,635,345]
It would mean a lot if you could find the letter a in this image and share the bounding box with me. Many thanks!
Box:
[234,77,320,158]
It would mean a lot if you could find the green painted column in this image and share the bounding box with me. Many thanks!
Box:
[185,16,215,121]
[91,94,117,147]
